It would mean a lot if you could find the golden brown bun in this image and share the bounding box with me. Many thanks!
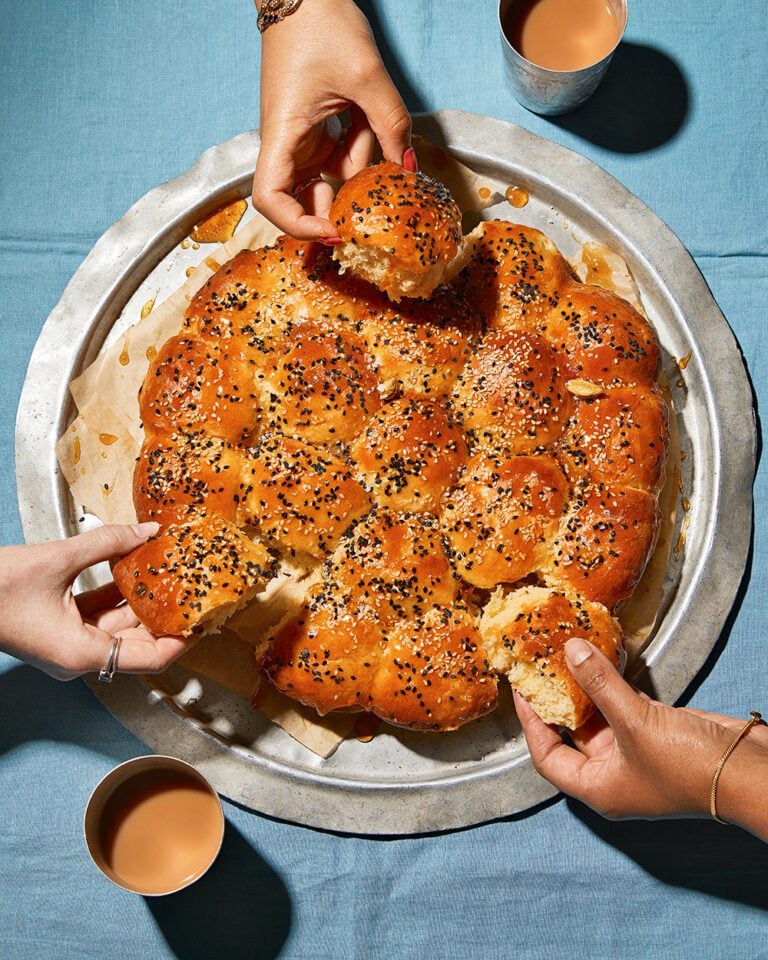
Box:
[260,319,381,445]
[371,603,498,731]
[133,432,245,526]
[479,585,622,729]
[350,395,468,513]
[558,385,669,493]
[116,195,669,734]
[240,434,371,559]
[322,509,461,622]
[184,248,275,341]
[457,221,575,331]
[262,586,497,731]
[112,516,275,637]
[450,329,571,453]
[441,452,568,589]
[330,161,463,301]
[545,480,660,609]
[139,335,260,444]
[358,282,482,398]
[538,282,660,386]
[261,588,384,715]
[261,510,465,726]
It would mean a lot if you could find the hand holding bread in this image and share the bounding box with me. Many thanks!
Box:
[0,524,186,680]
[515,639,768,841]
[252,0,414,241]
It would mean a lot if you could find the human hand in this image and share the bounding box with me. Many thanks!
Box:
[0,522,187,681]
[514,637,768,838]
[252,0,415,240]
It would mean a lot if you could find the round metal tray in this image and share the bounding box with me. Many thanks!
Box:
[15,111,755,835]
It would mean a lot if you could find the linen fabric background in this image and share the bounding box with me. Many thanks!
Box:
[1,1,766,957]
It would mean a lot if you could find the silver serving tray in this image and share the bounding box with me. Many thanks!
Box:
[15,111,755,834]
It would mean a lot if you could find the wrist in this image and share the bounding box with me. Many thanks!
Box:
[713,734,768,840]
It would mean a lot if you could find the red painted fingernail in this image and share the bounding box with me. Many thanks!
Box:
[319,237,343,246]
[403,147,418,172]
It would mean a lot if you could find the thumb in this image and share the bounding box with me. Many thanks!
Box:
[564,637,639,729]
[54,522,160,581]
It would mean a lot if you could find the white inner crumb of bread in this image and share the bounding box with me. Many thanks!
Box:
[335,242,451,301]
[479,585,577,727]
[199,591,258,639]
[506,660,577,729]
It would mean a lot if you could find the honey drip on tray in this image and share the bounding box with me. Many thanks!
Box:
[674,475,691,556]
[505,185,529,208]
[354,714,382,743]
[191,199,248,244]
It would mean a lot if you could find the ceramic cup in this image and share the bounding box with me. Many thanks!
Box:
[498,0,628,115]
[84,755,225,896]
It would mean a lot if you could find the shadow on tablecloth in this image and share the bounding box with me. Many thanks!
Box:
[550,42,690,153]
[0,662,134,763]
[146,822,292,960]
[569,800,768,910]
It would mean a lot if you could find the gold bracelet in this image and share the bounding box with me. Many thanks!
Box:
[709,710,766,824]
[255,0,304,32]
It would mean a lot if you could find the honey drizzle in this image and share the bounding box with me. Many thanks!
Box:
[354,714,382,743]
[505,185,529,208]
[674,475,691,556]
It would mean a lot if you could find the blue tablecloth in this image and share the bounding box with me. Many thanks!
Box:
[1,2,767,957]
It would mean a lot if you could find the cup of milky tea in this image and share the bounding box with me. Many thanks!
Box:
[84,755,225,896]
[499,0,627,115]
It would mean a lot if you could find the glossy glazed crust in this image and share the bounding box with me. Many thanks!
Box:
[262,585,497,731]
[441,452,569,589]
[558,385,670,492]
[241,434,371,558]
[545,481,660,608]
[450,329,572,452]
[139,335,260,444]
[112,516,276,637]
[330,161,463,301]
[357,283,482,398]
[260,320,381,445]
[117,204,669,731]
[538,282,660,386]
[133,433,245,526]
[457,221,575,331]
[350,396,468,513]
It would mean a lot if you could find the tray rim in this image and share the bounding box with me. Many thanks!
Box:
[14,109,756,834]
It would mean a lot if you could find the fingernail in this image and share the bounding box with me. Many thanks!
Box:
[403,147,418,172]
[319,237,342,246]
[565,637,593,667]
[131,521,160,538]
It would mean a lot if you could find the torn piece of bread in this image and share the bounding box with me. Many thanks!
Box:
[111,516,276,638]
[478,585,623,729]
[330,161,465,301]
